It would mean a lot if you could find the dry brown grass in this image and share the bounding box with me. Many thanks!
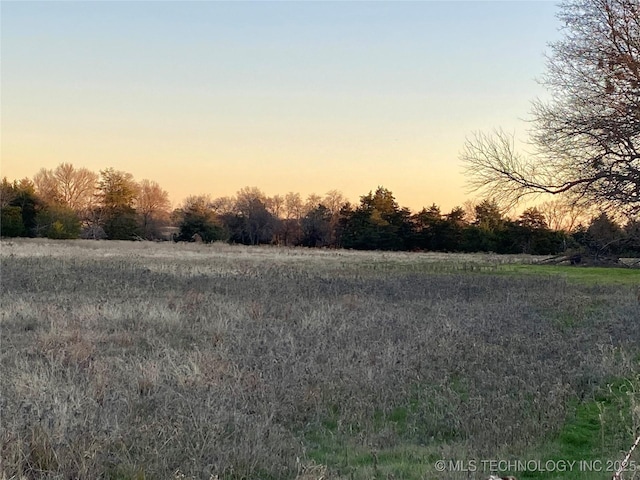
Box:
[1,239,639,479]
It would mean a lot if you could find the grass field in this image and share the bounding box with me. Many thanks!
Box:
[1,239,639,480]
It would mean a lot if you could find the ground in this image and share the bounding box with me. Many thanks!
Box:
[1,239,639,480]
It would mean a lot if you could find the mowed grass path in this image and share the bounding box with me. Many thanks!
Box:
[1,239,639,480]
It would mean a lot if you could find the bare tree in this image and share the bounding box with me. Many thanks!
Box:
[462,0,639,215]
[462,199,480,224]
[267,194,284,218]
[282,192,304,245]
[235,186,267,215]
[265,194,285,244]
[210,196,236,216]
[137,179,171,240]
[284,192,304,220]
[33,168,60,204]
[303,193,323,216]
[538,196,594,231]
[179,195,213,218]
[322,189,347,217]
[55,163,98,211]
[322,189,347,245]
[33,163,98,211]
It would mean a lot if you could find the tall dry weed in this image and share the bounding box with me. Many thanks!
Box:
[1,240,638,479]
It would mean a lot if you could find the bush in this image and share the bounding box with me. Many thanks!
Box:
[35,206,81,239]
[0,206,25,237]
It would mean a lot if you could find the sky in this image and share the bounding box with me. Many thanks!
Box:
[1,1,563,212]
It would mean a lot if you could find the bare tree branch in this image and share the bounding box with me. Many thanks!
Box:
[461,0,640,215]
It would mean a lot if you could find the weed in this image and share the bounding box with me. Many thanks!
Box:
[1,239,639,479]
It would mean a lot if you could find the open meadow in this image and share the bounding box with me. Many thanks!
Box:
[1,239,639,480]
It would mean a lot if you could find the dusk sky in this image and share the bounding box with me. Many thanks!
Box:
[1,1,562,212]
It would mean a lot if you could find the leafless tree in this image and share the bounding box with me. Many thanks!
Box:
[462,0,639,215]
[538,196,595,231]
[322,189,347,217]
[210,196,236,216]
[137,179,171,240]
[181,194,212,213]
[322,189,347,244]
[266,194,284,218]
[235,186,267,215]
[282,192,304,245]
[303,193,322,216]
[33,168,60,204]
[284,192,304,220]
[33,163,98,211]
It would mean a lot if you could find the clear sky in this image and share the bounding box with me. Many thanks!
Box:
[1,1,562,212]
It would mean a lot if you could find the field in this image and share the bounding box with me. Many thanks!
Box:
[1,239,639,480]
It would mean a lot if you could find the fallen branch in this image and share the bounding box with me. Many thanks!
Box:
[613,433,640,480]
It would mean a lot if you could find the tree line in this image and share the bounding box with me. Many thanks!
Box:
[1,163,638,257]
[3,0,638,258]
